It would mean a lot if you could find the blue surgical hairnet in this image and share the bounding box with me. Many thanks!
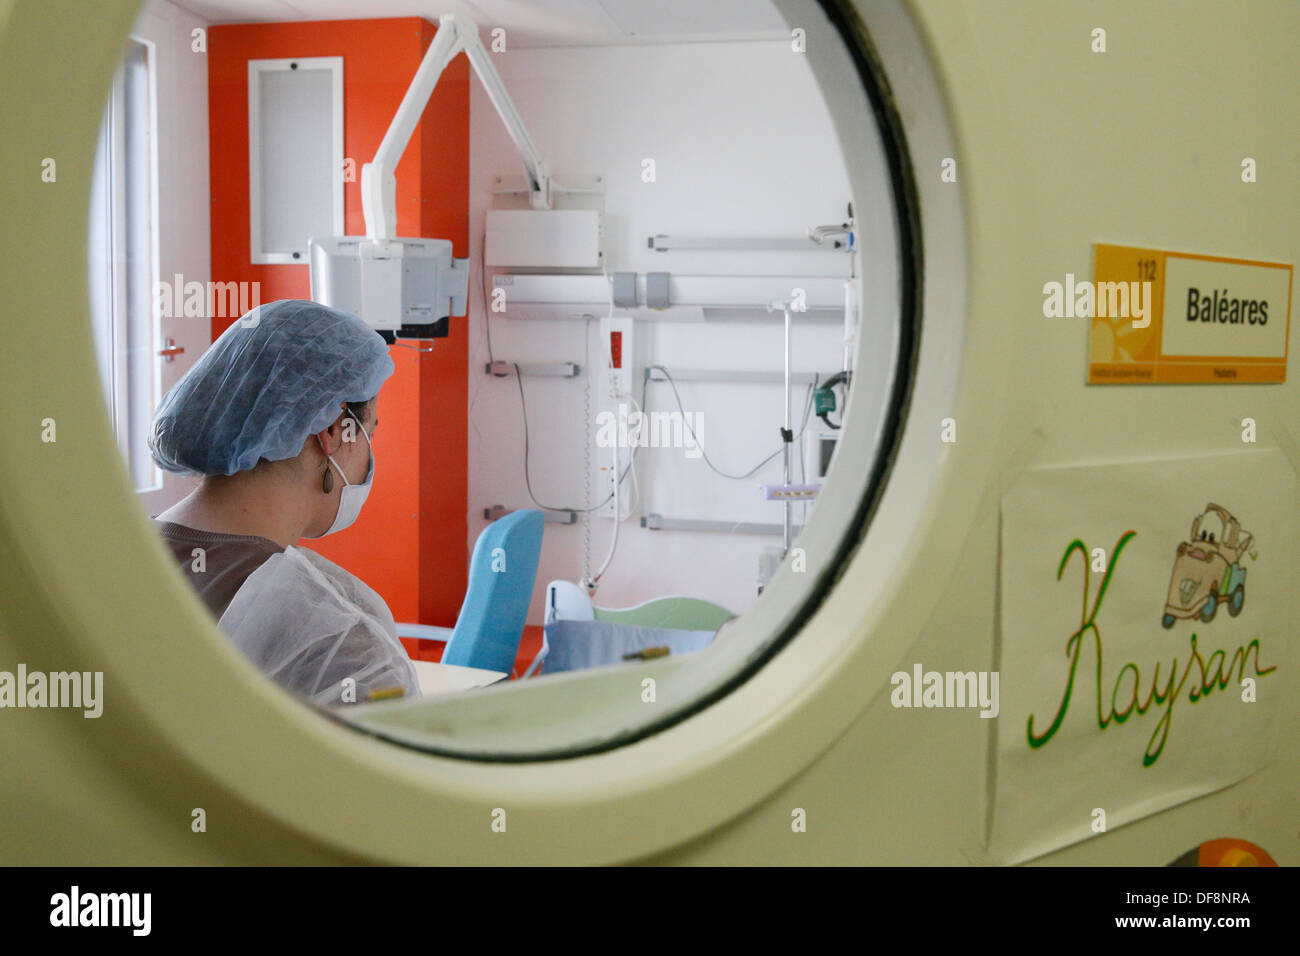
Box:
[148,299,394,476]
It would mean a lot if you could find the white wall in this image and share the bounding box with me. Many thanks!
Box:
[468,39,869,620]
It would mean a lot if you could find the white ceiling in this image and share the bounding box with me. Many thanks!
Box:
[168,0,792,47]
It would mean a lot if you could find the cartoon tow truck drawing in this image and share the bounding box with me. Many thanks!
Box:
[1162,503,1255,628]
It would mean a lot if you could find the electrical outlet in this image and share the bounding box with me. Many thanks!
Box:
[599,316,633,400]
[597,464,625,519]
[596,317,634,518]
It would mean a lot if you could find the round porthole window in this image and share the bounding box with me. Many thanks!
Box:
[0,0,971,863]
[78,0,965,759]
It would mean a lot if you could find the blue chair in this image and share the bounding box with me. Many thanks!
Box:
[395,510,544,676]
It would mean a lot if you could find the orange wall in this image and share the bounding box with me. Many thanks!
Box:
[208,17,469,630]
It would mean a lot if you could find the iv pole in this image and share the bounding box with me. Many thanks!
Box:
[768,295,798,558]
[763,209,855,559]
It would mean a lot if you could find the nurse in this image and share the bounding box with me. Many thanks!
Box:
[148,299,420,705]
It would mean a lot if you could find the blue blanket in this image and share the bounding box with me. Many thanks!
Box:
[542,619,717,673]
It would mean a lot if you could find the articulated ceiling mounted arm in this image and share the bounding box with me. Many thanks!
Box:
[361,13,552,240]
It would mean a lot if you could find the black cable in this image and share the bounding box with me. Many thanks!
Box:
[645,365,819,481]
[511,355,818,512]
[513,359,641,515]
[480,227,495,365]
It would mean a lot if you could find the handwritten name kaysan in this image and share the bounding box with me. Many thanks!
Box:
[1026,531,1275,768]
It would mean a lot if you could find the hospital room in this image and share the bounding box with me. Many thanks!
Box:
[1,0,1296,887]
[90,0,869,725]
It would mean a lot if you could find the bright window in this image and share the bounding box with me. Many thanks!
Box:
[88,36,160,493]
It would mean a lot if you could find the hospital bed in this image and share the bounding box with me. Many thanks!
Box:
[537,580,734,675]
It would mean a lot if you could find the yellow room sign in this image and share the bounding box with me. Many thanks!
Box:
[1087,244,1292,384]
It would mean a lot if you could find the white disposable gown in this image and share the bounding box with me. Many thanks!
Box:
[218,546,420,705]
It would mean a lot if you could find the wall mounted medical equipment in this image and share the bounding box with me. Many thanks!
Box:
[597,316,635,519]
[484,504,577,525]
[484,361,580,379]
[611,272,637,308]
[309,13,556,343]
[805,429,840,482]
[479,365,585,522]
[490,273,849,321]
[645,273,671,310]
[485,209,604,268]
[841,277,858,373]
[309,236,466,343]
[808,205,855,250]
[814,370,851,429]
[646,368,822,386]
[767,295,814,557]
[649,234,847,252]
[497,345,643,575]
[640,514,804,536]
[599,316,634,403]
[648,210,854,254]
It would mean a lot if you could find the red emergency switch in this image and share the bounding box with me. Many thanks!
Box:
[610,330,623,368]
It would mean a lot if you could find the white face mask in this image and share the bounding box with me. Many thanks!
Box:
[313,415,374,537]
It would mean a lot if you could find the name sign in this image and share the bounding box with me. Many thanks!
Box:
[1088,244,1292,384]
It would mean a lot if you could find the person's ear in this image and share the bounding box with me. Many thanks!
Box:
[315,420,342,458]
[314,406,356,458]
